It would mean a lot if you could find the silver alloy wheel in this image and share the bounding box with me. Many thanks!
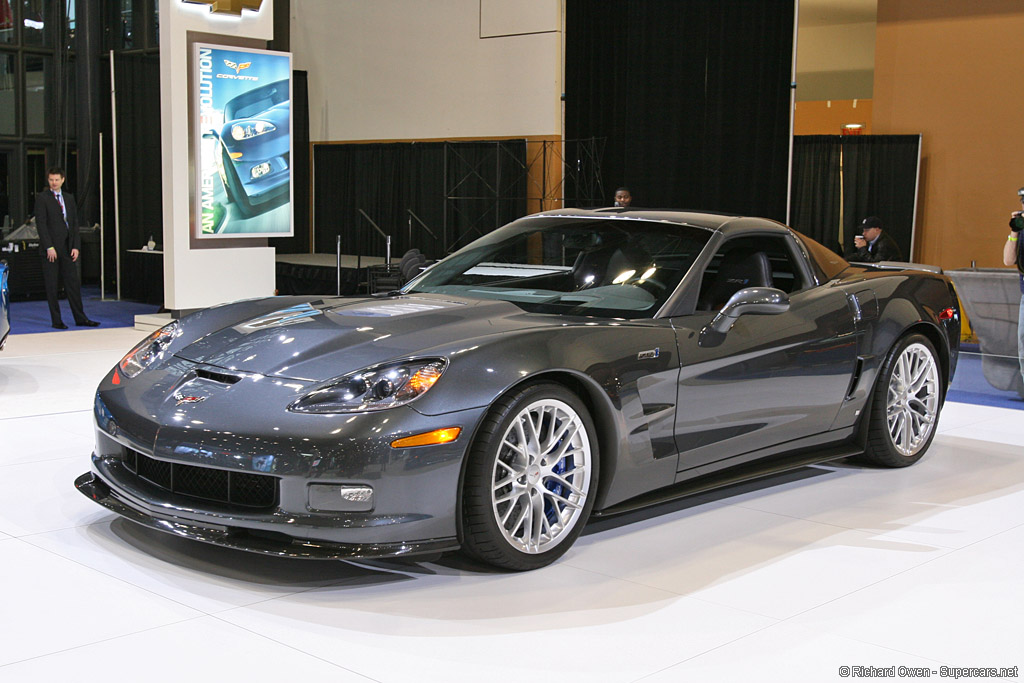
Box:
[885,342,940,456]
[490,398,592,554]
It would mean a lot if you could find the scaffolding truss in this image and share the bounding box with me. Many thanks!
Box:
[442,137,604,253]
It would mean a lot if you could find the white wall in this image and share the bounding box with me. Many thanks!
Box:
[158,0,277,310]
[291,0,563,142]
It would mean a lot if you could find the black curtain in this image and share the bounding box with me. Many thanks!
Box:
[313,140,527,259]
[314,142,446,258]
[841,135,921,260]
[269,69,310,254]
[565,0,794,219]
[790,135,842,252]
[790,135,921,259]
[444,141,529,253]
[101,52,162,291]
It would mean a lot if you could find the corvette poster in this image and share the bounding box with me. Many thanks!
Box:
[193,43,293,238]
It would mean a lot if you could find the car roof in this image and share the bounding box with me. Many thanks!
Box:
[526,208,792,236]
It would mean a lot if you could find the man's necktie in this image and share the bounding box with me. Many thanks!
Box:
[55,192,66,226]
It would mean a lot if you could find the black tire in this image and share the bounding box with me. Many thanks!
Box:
[862,333,942,467]
[461,383,599,571]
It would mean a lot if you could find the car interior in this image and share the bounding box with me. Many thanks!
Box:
[696,235,807,311]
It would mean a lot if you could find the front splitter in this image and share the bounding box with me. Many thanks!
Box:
[74,472,461,560]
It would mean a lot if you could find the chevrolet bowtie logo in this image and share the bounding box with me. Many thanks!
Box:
[183,0,263,16]
[224,59,252,74]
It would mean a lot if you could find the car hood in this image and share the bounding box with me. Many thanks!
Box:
[175,294,551,382]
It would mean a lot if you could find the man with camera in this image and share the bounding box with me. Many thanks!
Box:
[1003,187,1024,386]
[846,216,903,262]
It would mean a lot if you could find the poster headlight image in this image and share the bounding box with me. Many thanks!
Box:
[194,44,293,238]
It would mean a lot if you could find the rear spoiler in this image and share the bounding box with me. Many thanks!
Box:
[850,260,943,274]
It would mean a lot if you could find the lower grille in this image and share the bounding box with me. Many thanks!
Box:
[124,449,278,508]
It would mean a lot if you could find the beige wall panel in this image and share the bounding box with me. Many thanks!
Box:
[481,0,560,37]
[874,0,1024,268]
[796,21,876,100]
[797,22,876,75]
[794,100,873,135]
[292,0,562,142]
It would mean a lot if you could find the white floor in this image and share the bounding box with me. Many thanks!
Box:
[1,329,1023,683]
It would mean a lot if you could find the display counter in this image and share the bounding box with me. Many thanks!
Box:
[947,267,1023,396]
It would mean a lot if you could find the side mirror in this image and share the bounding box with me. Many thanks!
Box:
[202,130,220,141]
[699,287,790,346]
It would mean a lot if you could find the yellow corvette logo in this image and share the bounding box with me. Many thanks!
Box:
[224,59,252,74]
[183,0,263,16]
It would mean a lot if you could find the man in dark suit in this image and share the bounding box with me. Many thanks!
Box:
[845,215,904,263]
[35,167,99,329]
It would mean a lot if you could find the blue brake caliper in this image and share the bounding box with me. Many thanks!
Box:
[545,448,570,524]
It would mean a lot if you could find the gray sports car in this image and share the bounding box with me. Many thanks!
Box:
[76,209,961,570]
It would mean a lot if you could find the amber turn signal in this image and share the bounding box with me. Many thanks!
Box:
[390,427,461,448]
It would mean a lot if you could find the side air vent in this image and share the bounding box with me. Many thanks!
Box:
[845,356,866,400]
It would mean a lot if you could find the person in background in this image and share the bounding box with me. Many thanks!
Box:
[1005,187,1024,387]
[613,187,632,207]
[845,215,903,262]
[35,167,99,329]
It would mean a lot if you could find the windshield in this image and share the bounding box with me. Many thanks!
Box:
[405,216,712,318]
[225,80,289,120]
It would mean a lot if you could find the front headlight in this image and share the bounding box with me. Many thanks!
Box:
[118,322,179,378]
[289,358,447,414]
[231,120,277,141]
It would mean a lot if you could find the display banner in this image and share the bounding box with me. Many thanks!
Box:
[193,43,293,238]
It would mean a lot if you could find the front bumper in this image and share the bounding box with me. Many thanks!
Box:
[83,367,490,559]
[75,471,459,559]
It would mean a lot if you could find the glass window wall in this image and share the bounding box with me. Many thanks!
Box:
[0,52,14,135]
[1,0,14,44]
[23,53,48,135]
[22,0,46,46]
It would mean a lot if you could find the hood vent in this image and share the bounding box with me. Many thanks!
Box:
[195,368,244,385]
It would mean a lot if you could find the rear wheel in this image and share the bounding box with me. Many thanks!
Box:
[862,334,941,467]
[461,383,598,570]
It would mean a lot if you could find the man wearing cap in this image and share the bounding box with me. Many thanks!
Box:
[1004,187,1024,386]
[845,216,903,263]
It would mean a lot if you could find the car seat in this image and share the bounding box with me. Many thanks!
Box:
[698,249,773,311]
[573,241,651,289]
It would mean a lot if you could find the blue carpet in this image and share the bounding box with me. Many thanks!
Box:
[947,350,1024,411]
[8,286,160,334]
[947,388,1024,409]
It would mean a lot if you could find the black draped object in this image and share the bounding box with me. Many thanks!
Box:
[841,135,921,260]
[565,0,794,220]
[100,53,163,293]
[75,0,103,225]
[790,135,842,252]
[313,141,526,259]
[270,70,310,255]
[790,135,921,259]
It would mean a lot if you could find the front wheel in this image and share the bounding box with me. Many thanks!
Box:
[461,383,598,570]
[862,333,942,467]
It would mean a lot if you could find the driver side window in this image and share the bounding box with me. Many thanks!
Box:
[697,235,807,311]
